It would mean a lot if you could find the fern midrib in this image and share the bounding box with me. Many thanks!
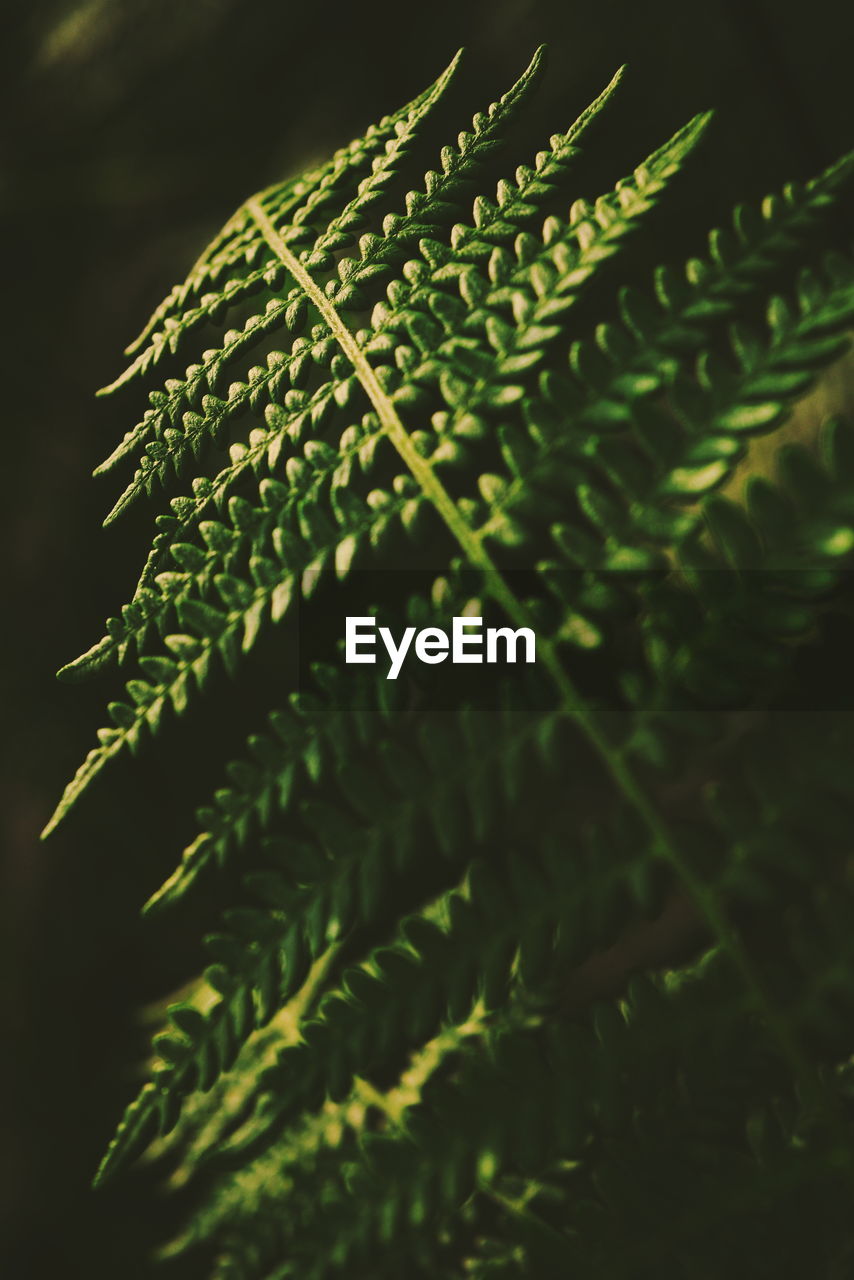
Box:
[245,195,832,1123]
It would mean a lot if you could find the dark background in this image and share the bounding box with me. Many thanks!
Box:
[1,1,852,1275]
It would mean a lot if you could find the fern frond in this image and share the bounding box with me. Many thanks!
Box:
[45,48,854,1277]
[61,98,704,692]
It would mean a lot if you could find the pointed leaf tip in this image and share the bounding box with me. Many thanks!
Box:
[141,871,183,916]
[96,364,139,397]
[684,108,715,146]
[57,636,115,683]
[425,46,465,98]
[41,796,68,840]
[42,788,75,839]
[644,107,714,174]
[495,44,549,112]
[566,64,627,145]
[520,43,548,83]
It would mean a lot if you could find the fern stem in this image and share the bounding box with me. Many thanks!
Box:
[245,198,829,1118]
[245,196,512,566]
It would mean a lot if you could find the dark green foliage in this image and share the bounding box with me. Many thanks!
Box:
[46,45,854,1277]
